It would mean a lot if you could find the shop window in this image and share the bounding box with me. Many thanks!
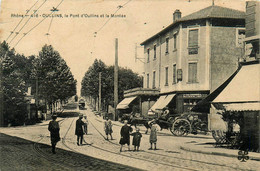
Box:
[183,99,200,112]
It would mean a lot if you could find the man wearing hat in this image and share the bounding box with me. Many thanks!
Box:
[75,114,85,145]
[48,114,60,154]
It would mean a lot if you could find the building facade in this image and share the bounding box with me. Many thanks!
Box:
[141,5,245,114]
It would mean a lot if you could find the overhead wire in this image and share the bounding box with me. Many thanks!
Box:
[91,0,132,57]
[13,0,65,48]
[95,0,131,33]
[9,0,48,44]
[5,0,40,41]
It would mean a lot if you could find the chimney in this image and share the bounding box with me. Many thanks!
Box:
[173,9,181,22]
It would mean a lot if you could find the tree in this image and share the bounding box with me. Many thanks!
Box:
[0,41,27,126]
[34,45,76,113]
[81,59,142,111]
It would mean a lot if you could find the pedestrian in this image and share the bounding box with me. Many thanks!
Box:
[119,120,133,152]
[149,122,157,150]
[48,114,60,154]
[104,116,113,140]
[82,115,88,134]
[75,114,85,146]
[131,127,142,151]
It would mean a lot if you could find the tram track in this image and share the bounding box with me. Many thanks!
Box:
[87,113,250,171]
[31,110,249,171]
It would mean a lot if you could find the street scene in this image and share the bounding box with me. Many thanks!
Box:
[0,0,260,170]
[1,103,259,171]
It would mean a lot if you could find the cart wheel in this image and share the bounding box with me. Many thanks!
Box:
[171,119,191,136]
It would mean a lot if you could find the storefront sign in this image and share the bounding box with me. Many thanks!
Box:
[183,94,207,98]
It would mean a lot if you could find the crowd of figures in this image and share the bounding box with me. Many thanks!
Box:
[47,112,159,154]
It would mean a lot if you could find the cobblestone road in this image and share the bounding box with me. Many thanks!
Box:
[0,106,259,171]
[0,132,140,171]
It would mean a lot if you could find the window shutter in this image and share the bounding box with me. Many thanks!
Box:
[188,29,198,47]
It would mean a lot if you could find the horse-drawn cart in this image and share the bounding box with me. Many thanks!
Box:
[121,111,208,136]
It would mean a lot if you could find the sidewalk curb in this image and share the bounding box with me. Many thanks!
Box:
[180,146,260,161]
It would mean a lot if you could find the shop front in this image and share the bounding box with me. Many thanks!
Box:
[212,62,260,152]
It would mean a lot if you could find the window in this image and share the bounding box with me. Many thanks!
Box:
[237,29,245,47]
[147,49,150,62]
[152,71,156,88]
[188,63,197,83]
[147,74,149,88]
[188,29,199,54]
[173,34,177,50]
[165,67,168,86]
[165,37,169,54]
[154,45,156,59]
[173,64,176,84]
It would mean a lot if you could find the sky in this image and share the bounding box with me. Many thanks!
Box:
[0,0,247,95]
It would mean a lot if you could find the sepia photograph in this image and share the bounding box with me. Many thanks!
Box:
[0,0,259,170]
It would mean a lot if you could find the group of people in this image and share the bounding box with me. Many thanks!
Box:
[48,113,158,154]
[119,120,158,152]
[48,113,89,154]
[75,114,88,146]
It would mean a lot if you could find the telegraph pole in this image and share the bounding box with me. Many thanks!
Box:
[98,72,102,112]
[114,38,119,121]
[0,54,4,126]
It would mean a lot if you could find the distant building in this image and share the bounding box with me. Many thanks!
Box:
[140,5,245,114]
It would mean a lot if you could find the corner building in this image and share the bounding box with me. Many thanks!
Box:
[141,5,245,114]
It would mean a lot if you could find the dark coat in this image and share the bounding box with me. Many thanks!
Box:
[131,132,142,146]
[75,119,84,136]
[48,120,60,144]
[119,125,133,145]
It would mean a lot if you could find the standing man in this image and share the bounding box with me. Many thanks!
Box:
[48,114,60,154]
[119,120,133,152]
[75,114,85,146]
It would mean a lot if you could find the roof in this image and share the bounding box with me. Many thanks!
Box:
[213,63,260,103]
[141,5,245,45]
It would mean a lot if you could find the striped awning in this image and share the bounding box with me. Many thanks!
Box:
[116,96,137,109]
[150,95,167,112]
[156,94,176,110]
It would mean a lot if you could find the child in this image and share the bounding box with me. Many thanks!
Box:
[104,117,113,140]
[149,122,157,150]
[131,128,142,151]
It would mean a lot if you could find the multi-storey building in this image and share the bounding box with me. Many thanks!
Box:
[140,5,245,114]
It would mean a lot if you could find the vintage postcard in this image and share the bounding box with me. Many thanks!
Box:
[0,0,259,170]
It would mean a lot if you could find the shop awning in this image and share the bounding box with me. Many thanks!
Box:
[116,96,137,109]
[150,95,167,111]
[213,63,260,103]
[156,94,176,110]
[212,63,260,111]
[220,102,260,111]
